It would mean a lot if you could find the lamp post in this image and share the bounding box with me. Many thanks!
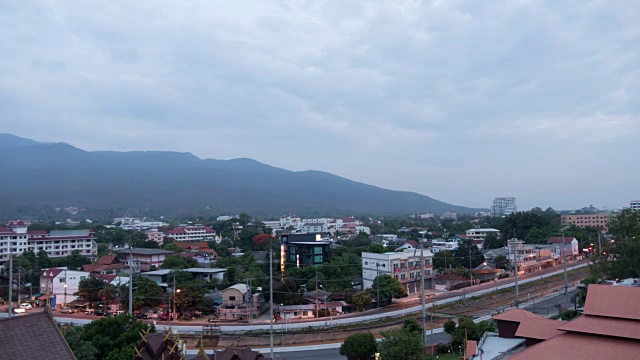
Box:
[375,262,380,308]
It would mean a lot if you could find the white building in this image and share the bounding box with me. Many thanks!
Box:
[355,226,371,235]
[491,197,517,217]
[361,249,434,295]
[280,215,303,229]
[440,212,457,220]
[431,240,459,253]
[216,215,237,221]
[119,217,169,231]
[0,221,97,262]
[301,218,334,225]
[631,200,640,211]
[40,268,90,308]
[145,230,165,245]
[466,228,501,242]
[301,223,328,233]
[164,226,216,242]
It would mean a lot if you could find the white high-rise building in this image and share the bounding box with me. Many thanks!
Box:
[630,200,640,211]
[491,197,517,217]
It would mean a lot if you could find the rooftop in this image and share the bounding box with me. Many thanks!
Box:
[492,308,545,323]
[583,284,640,320]
[558,315,640,340]
[0,311,76,360]
[509,332,640,360]
[514,318,566,340]
[116,248,174,255]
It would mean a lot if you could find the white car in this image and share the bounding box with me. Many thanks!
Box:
[19,303,33,310]
[13,308,26,314]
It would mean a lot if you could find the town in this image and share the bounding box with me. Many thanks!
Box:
[2,198,639,359]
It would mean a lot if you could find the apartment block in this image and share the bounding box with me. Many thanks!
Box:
[491,197,517,217]
[361,249,434,295]
[561,212,617,233]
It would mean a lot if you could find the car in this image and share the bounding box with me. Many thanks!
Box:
[158,312,174,321]
[13,308,26,314]
[134,313,149,319]
[59,307,75,314]
[94,309,110,316]
[19,303,33,310]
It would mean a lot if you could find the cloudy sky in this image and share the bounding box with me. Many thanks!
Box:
[1,1,638,210]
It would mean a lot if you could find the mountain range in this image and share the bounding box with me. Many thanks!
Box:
[0,133,480,217]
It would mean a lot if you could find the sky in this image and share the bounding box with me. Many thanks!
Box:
[1,1,639,211]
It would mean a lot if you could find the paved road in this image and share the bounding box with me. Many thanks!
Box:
[187,348,344,360]
[523,289,578,316]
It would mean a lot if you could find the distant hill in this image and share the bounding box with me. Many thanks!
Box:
[0,134,481,217]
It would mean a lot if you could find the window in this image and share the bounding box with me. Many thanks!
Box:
[59,277,66,283]
[400,274,406,280]
[365,261,368,265]
[229,296,236,301]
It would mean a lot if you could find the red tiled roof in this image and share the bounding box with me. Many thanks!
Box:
[493,308,545,323]
[466,340,477,360]
[558,315,640,340]
[166,228,187,234]
[455,234,468,239]
[515,318,566,340]
[97,255,119,265]
[547,236,576,244]
[508,332,640,360]
[583,284,640,320]
[41,268,64,278]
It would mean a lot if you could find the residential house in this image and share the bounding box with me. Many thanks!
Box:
[431,239,459,253]
[361,249,434,295]
[0,221,97,262]
[82,255,129,275]
[139,268,225,287]
[174,242,219,263]
[39,268,90,308]
[547,236,579,261]
[218,284,264,320]
[116,248,175,272]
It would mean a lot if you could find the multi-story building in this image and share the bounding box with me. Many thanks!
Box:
[280,233,332,269]
[630,200,640,211]
[431,240,459,253]
[506,239,554,273]
[145,230,165,245]
[466,228,501,241]
[301,223,328,233]
[116,248,174,272]
[117,217,168,231]
[0,221,97,262]
[164,226,216,242]
[361,249,434,295]
[561,212,618,233]
[491,197,517,217]
[40,268,90,308]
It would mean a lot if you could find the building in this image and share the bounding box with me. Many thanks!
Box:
[506,239,554,273]
[217,283,265,320]
[40,268,90,308]
[507,284,640,359]
[361,249,434,295]
[0,221,97,262]
[0,311,77,360]
[440,212,457,220]
[630,200,640,211]
[118,217,168,231]
[465,228,500,242]
[431,239,459,253]
[561,212,617,233]
[145,230,164,245]
[82,255,129,275]
[280,233,332,269]
[139,268,226,286]
[164,225,216,242]
[491,197,517,217]
[547,236,579,258]
[116,248,174,272]
[301,223,328,233]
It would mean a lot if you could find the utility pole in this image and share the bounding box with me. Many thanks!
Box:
[419,242,428,347]
[562,231,568,295]
[513,236,519,308]
[375,263,380,309]
[468,246,473,286]
[269,238,274,360]
[128,245,133,315]
[8,253,13,317]
[315,266,319,318]
[16,259,21,306]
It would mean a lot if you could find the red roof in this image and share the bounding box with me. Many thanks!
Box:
[166,228,187,235]
[547,236,576,244]
[97,255,119,265]
[558,315,640,340]
[455,234,468,239]
[492,308,545,323]
[465,340,477,359]
[583,284,640,320]
[515,318,566,340]
[0,227,13,234]
[41,269,64,278]
[508,332,640,360]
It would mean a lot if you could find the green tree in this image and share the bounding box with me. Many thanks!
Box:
[351,291,372,311]
[402,318,421,333]
[162,243,184,252]
[160,254,197,269]
[453,240,485,270]
[37,249,52,268]
[443,319,457,334]
[127,231,149,248]
[367,243,385,254]
[433,250,460,271]
[483,233,503,250]
[62,314,154,360]
[141,240,160,249]
[378,327,426,360]
[78,277,107,303]
[339,332,378,360]
[130,276,164,310]
[372,275,406,299]
[493,255,509,269]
